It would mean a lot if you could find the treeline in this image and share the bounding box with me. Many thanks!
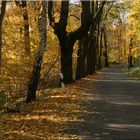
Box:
[0,0,113,103]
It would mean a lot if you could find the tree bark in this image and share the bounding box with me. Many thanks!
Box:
[0,0,6,72]
[26,1,47,103]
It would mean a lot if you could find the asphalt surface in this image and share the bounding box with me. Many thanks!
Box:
[65,65,140,140]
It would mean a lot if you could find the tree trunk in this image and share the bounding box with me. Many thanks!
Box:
[76,37,87,80]
[0,1,6,72]
[128,55,133,69]
[26,1,47,103]
[26,62,41,102]
[86,37,97,75]
[100,31,103,68]
[103,26,109,67]
[86,39,93,75]
[21,1,30,56]
[128,37,133,69]
[85,0,96,75]
[0,26,2,72]
[97,29,103,69]
[58,34,74,84]
[61,50,73,84]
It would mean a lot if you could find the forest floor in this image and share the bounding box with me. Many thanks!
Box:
[0,65,140,140]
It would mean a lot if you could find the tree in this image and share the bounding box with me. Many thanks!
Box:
[99,2,114,67]
[128,37,133,68]
[48,0,92,84]
[26,0,47,103]
[106,1,129,64]
[15,0,30,56]
[103,25,109,67]
[126,1,140,65]
[97,27,103,69]
[76,34,88,80]
[0,0,7,72]
[76,1,106,80]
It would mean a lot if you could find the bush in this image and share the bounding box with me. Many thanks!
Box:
[110,61,120,65]
[130,67,140,78]
[122,67,130,73]
[0,91,7,111]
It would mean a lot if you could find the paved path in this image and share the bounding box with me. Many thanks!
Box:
[65,65,140,140]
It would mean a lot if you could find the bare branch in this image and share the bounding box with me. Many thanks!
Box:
[104,1,114,19]
[69,14,80,20]
[93,1,106,24]
[48,0,56,27]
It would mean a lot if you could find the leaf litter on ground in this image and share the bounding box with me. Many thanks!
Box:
[0,74,103,140]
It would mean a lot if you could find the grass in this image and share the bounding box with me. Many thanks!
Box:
[122,66,140,79]
[130,67,140,78]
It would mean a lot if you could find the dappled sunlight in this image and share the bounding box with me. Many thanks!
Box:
[1,0,140,139]
[106,123,140,131]
[48,95,77,99]
[84,77,140,83]
[97,72,128,75]
[4,130,49,140]
[3,130,83,140]
[33,109,98,116]
[0,77,96,139]
[7,114,84,123]
[109,101,140,106]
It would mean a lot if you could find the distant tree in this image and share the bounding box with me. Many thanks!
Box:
[103,1,113,67]
[103,25,109,67]
[106,1,128,64]
[128,37,133,69]
[48,0,92,84]
[126,1,140,65]
[0,0,7,72]
[26,0,47,103]
[15,0,30,56]
[88,1,106,72]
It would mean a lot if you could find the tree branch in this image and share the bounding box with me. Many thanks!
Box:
[59,0,69,30]
[69,14,80,20]
[68,0,92,41]
[104,1,114,20]
[93,1,106,25]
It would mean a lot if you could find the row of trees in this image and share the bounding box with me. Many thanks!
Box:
[27,0,113,103]
[0,0,114,103]
[105,0,140,68]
